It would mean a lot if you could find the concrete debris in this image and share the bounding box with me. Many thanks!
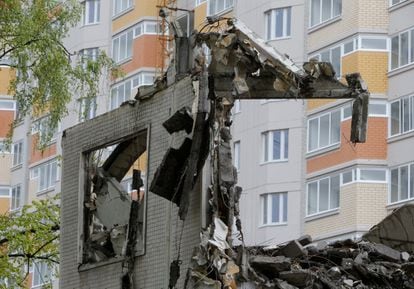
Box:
[241,237,414,289]
[162,106,194,134]
[297,235,312,247]
[208,217,230,251]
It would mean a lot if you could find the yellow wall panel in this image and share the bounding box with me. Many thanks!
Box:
[112,0,158,33]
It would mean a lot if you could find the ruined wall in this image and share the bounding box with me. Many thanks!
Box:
[60,76,202,289]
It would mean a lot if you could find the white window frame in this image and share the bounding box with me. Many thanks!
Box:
[32,261,53,289]
[83,0,100,26]
[233,141,240,171]
[195,0,206,6]
[0,99,16,111]
[133,21,160,38]
[357,168,387,183]
[390,95,414,137]
[309,0,342,28]
[112,29,134,63]
[11,184,21,211]
[12,140,23,166]
[265,7,292,41]
[341,102,352,120]
[261,192,288,226]
[113,0,133,17]
[390,27,414,71]
[389,163,414,204]
[0,186,10,198]
[207,0,234,16]
[389,0,408,7]
[78,97,96,122]
[306,174,340,216]
[262,129,289,163]
[307,109,341,153]
[31,116,59,142]
[31,159,59,193]
[368,100,388,117]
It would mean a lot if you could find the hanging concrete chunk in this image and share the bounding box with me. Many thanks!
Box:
[162,106,194,134]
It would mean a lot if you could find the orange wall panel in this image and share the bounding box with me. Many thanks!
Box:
[307,117,387,174]
[120,35,162,74]
[0,68,15,94]
[112,0,158,33]
[0,198,10,214]
[29,134,57,165]
[0,111,14,137]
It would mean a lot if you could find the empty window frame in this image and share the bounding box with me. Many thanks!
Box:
[310,0,342,27]
[390,95,414,136]
[261,192,288,225]
[113,0,133,16]
[262,129,289,162]
[12,140,23,166]
[390,28,414,70]
[207,0,234,16]
[390,163,414,203]
[307,175,340,216]
[83,0,100,25]
[11,184,21,211]
[307,109,340,152]
[265,7,291,40]
[112,29,133,63]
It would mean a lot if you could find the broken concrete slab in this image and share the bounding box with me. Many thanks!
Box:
[367,243,401,262]
[278,269,313,287]
[297,235,312,246]
[162,106,194,134]
[250,256,291,278]
[277,240,306,258]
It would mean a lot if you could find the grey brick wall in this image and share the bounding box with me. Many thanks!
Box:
[60,76,202,289]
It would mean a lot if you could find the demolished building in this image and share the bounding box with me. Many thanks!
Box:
[60,20,370,288]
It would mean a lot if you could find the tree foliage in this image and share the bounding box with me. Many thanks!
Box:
[0,0,119,144]
[0,196,60,288]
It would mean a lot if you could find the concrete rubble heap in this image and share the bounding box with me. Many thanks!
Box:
[244,236,414,289]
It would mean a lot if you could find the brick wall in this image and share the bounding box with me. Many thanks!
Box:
[305,182,388,239]
[60,76,202,289]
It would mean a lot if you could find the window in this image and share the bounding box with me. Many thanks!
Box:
[390,96,414,136]
[0,99,15,110]
[0,140,11,154]
[113,0,133,16]
[318,45,341,77]
[265,7,291,40]
[196,0,206,6]
[307,109,340,152]
[262,129,288,162]
[310,0,341,27]
[261,192,288,225]
[133,21,160,38]
[31,160,58,193]
[112,29,133,63]
[390,28,414,70]
[79,47,99,69]
[341,170,354,185]
[342,102,352,120]
[390,0,408,6]
[83,0,100,25]
[110,72,155,110]
[360,38,387,50]
[11,185,21,211]
[307,175,340,216]
[233,141,240,171]
[12,141,23,166]
[390,163,414,203]
[358,169,387,182]
[0,187,10,198]
[31,116,58,141]
[79,97,96,122]
[368,101,387,116]
[32,262,53,288]
[208,0,234,16]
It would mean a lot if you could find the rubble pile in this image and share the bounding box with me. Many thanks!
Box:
[246,236,414,289]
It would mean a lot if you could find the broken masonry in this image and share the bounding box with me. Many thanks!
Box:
[150,19,370,288]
